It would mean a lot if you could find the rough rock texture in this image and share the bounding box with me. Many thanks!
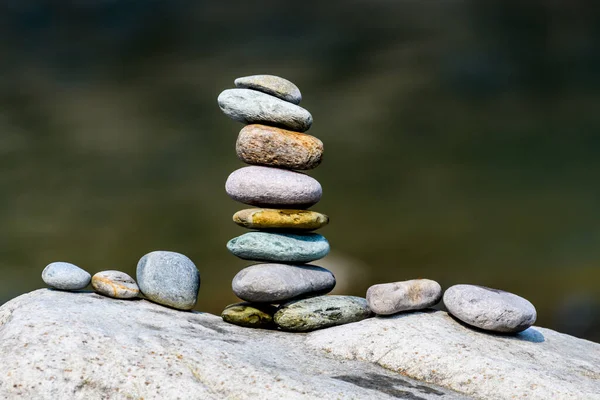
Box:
[136,251,200,310]
[221,302,277,329]
[367,279,442,315]
[233,208,329,231]
[0,290,465,400]
[443,284,537,333]
[306,310,600,400]
[218,89,312,132]
[226,166,322,208]
[41,262,91,290]
[234,75,302,104]
[232,263,335,303]
[92,270,139,299]
[275,295,373,332]
[236,124,323,170]
[227,232,330,263]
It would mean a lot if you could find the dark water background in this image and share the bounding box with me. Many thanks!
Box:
[1,1,599,341]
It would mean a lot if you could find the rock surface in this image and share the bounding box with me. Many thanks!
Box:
[275,295,372,332]
[227,232,330,263]
[218,88,312,132]
[221,302,277,329]
[367,279,442,315]
[443,284,537,333]
[232,263,336,303]
[0,290,465,399]
[226,166,322,208]
[233,208,329,231]
[234,75,302,104]
[41,262,91,290]
[306,310,600,400]
[92,270,139,299]
[136,251,200,310]
[236,124,323,170]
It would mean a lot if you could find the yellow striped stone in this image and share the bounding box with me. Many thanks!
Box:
[233,208,329,231]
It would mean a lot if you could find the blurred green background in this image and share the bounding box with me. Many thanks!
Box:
[1,1,599,341]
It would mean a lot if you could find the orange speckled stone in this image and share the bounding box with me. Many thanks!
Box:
[236,124,323,170]
[233,208,329,231]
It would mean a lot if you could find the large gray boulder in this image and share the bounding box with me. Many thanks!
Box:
[0,290,463,400]
[1,290,599,399]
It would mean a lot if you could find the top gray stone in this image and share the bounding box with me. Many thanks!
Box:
[235,75,302,104]
[41,262,91,291]
[218,88,313,132]
[443,284,537,333]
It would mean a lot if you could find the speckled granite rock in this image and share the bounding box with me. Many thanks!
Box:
[234,75,302,104]
[221,302,277,329]
[136,251,200,310]
[218,88,312,132]
[41,262,91,291]
[233,208,329,231]
[236,124,323,170]
[227,232,329,263]
[443,284,536,333]
[225,166,322,208]
[0,290,464,399]
[275,295,373,332]
[92,270,139,299]
[232,263,335,303]
[366,279,442,315]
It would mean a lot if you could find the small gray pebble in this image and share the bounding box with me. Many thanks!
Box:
[366,279,442,315]
[232,263,335,303]
[274,295,373,332]
[235,75,302,104]
[227,232,329,263]
[218,88,312,132]
[92,270,140,299]
[136,251,200,310]
[42,262,91,291]
[443,284,537,333]
[225,166,322,208]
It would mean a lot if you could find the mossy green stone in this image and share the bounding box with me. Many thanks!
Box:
[274,295,373,332]
[221,302,277,329]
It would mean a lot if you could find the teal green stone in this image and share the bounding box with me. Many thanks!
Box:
[226,232,329,263]
[274,295,373,332]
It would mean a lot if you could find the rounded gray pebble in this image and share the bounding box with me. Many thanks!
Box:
[217,88,312,132]
[136,251,200,310]
[42,262,91,291]
[232,263,335,303]
[274,295,373,332]
[225,166,322,208]
[366,279,442,315]
[443,284,537,333]
[92,270,140,299]
[227,232,330,263]
[234,75,302,104]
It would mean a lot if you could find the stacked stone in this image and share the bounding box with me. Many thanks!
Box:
[218,75,371,331]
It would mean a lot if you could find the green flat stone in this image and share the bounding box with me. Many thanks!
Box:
[221,302,277,329]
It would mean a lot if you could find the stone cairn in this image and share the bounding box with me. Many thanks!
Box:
[38,74,539,336]
[217,75,372,331]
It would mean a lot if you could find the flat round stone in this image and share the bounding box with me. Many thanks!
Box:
[232,263,335,303]
[366,279,442,315]
[274,295,373,332]
[218,88,312,132]
[225,166,322,208]
[443,284,537,333]
[236,124,323,170]
[136,251,200,310]
[42,262,91,291]
[221,302,277,329]
[233,208,329,231]
[227,232,329,263]
[234,75,302,104]
[92,270,140,299]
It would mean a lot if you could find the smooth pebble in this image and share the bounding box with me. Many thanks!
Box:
[235,75,302,104]
[233,208,329,231]
[366,279,442,315]
[221,302,277,329]
[42,262,91,291]
[227,232,329,263]
[92,270,140,299]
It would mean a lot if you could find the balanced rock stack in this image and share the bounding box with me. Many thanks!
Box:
[218,75,371,331]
